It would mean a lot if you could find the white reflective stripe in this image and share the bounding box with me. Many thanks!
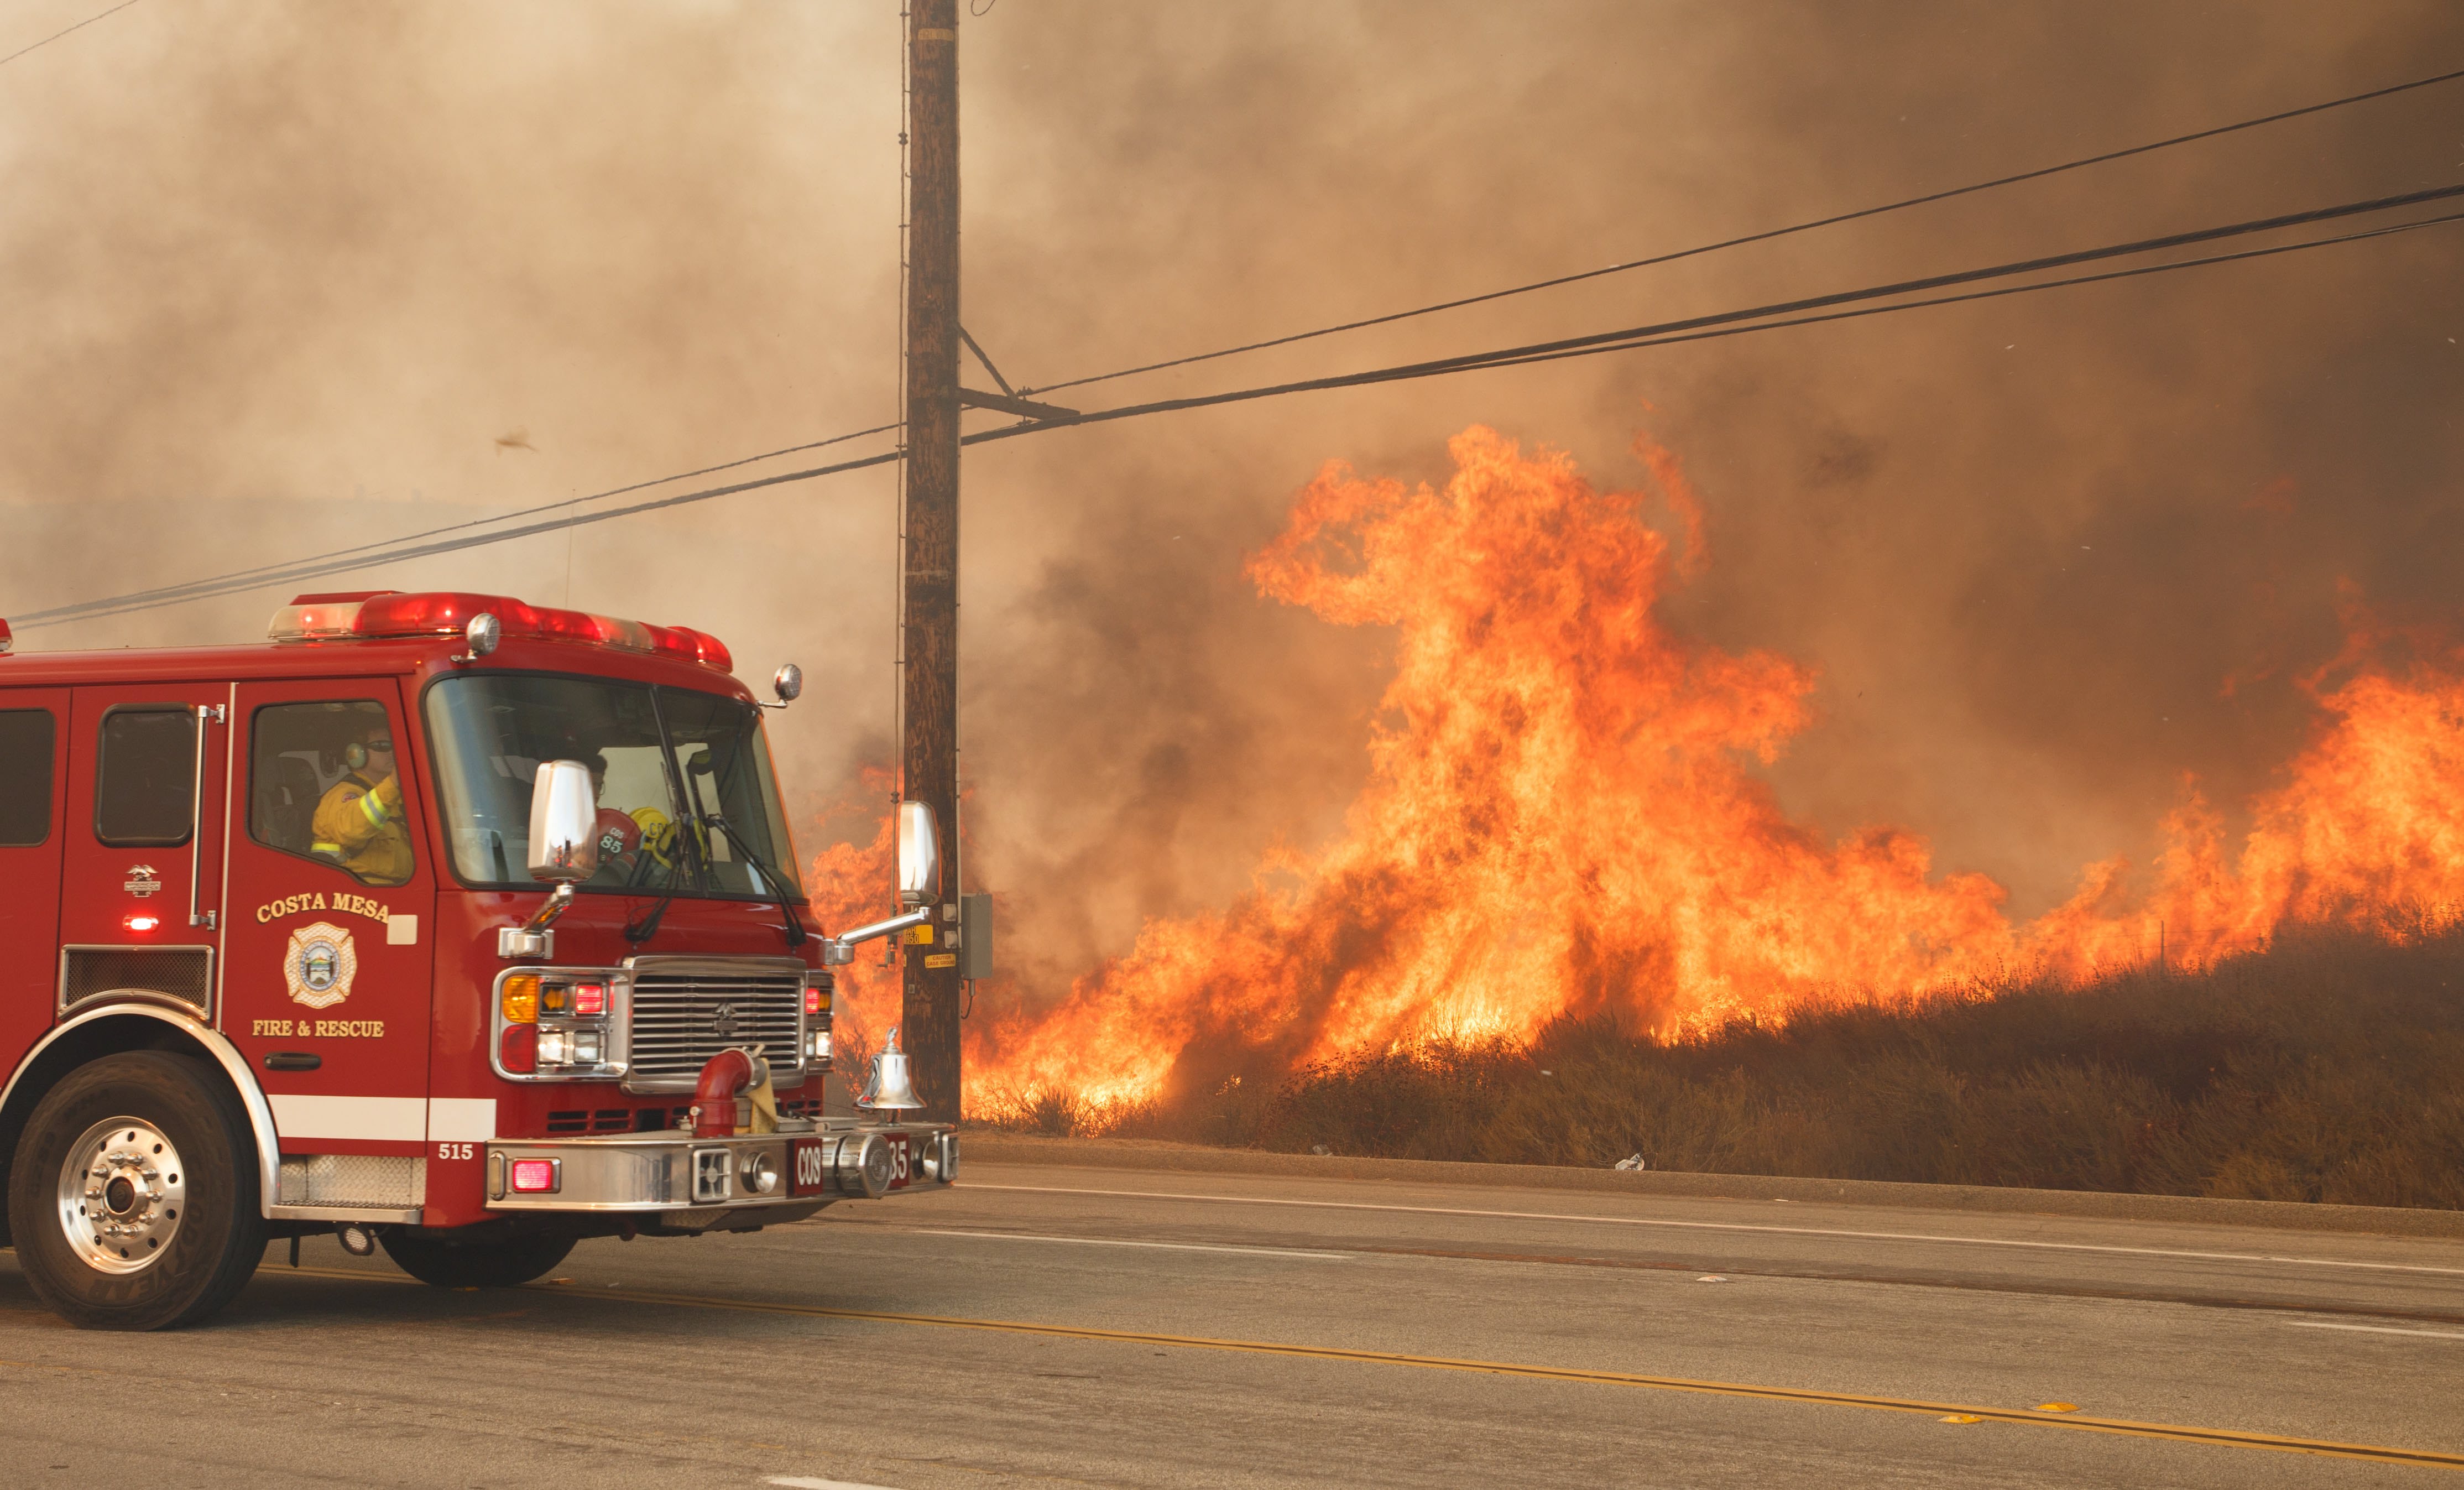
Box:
[426,1097,497,1143]
[268,1093,426,1142]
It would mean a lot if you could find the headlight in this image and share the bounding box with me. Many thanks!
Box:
[494,966,627,1079]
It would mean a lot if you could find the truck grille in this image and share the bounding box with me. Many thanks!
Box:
[623,956,805,1092]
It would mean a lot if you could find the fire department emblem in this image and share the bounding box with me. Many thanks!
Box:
[283,922,359,1010]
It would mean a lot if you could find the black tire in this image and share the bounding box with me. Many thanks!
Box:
[379,1229,574,1288]
[7,1051,267,1331]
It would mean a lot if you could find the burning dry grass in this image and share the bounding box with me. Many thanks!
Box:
[962,430,2464,1114]
[973,920,2464,1210]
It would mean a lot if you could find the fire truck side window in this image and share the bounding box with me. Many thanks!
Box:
[248,700,411,885]
[0,708,56,846]
[94,706,197,847]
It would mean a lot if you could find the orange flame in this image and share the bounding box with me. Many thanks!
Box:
[842,426,2464,1113]
[804,769,901,1076]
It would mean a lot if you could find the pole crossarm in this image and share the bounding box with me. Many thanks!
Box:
[958,387,1079,422]
[958,324,1018,397]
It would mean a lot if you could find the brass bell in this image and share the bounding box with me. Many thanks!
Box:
[857,1025,926,1111]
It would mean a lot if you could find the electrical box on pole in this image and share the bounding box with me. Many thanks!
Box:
[900,0,963,1123]
[958,892,993,982]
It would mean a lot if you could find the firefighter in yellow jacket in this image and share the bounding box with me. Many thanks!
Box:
[312,725,413,885]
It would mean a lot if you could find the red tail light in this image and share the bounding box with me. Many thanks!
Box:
[499,1023,538,1074]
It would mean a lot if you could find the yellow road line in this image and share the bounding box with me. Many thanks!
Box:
[271,1266,2464,1470]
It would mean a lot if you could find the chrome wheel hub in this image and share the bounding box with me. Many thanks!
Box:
[56,1118,186,1274]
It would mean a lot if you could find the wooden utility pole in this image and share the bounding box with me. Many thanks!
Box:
[901,0,963,1122]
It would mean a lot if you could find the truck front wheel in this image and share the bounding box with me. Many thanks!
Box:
[7,1051,268,1331]
[379,1229,573,1288]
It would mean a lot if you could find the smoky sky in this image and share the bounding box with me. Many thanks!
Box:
[6,2,2463,1012]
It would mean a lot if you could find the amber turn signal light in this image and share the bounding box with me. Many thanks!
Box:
[500,973,540,1024]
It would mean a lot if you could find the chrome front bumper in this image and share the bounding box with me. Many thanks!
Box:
[485,1122,957,1221]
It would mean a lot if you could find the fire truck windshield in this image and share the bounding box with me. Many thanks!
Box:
[422,674,802,900]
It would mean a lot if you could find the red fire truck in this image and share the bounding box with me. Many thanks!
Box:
[0,591,954,1330]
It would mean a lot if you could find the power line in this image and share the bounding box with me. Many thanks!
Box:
[15,445,907,627]
[24,188,2455,630]
[0,0,140,70]
[968,182,2464,442]
[23,420,899,623]
[1390,208,2464,380]
[33,66,2457,631]
[1014,63,2464,399]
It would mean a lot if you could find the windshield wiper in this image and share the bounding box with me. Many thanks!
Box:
[624,890,675,945]
[699,812,808,949]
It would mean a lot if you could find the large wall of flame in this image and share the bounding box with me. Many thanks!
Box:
[966,429,2464,1108]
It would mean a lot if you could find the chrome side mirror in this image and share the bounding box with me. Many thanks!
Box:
[527,759,599,882]
[772,664,803,705]
[897,800,940,908]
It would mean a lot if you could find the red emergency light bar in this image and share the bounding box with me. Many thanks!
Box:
[267,591,733,673]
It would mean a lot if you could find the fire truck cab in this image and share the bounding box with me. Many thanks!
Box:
[0,592,953,1330]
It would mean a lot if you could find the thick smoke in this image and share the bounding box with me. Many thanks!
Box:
[5,3,2462,1040]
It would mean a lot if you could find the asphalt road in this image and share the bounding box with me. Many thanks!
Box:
[2,1158,2460,1487]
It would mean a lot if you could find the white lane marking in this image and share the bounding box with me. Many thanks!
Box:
[2285,1321,2464,1341]
[914,1227,1350,1260]
[972,1184,2464,1277]
[767,1478,904,1489]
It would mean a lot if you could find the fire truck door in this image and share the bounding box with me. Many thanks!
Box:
[0,689,71,1070]
[222,681,435,1176]
[59,685,231,1025]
